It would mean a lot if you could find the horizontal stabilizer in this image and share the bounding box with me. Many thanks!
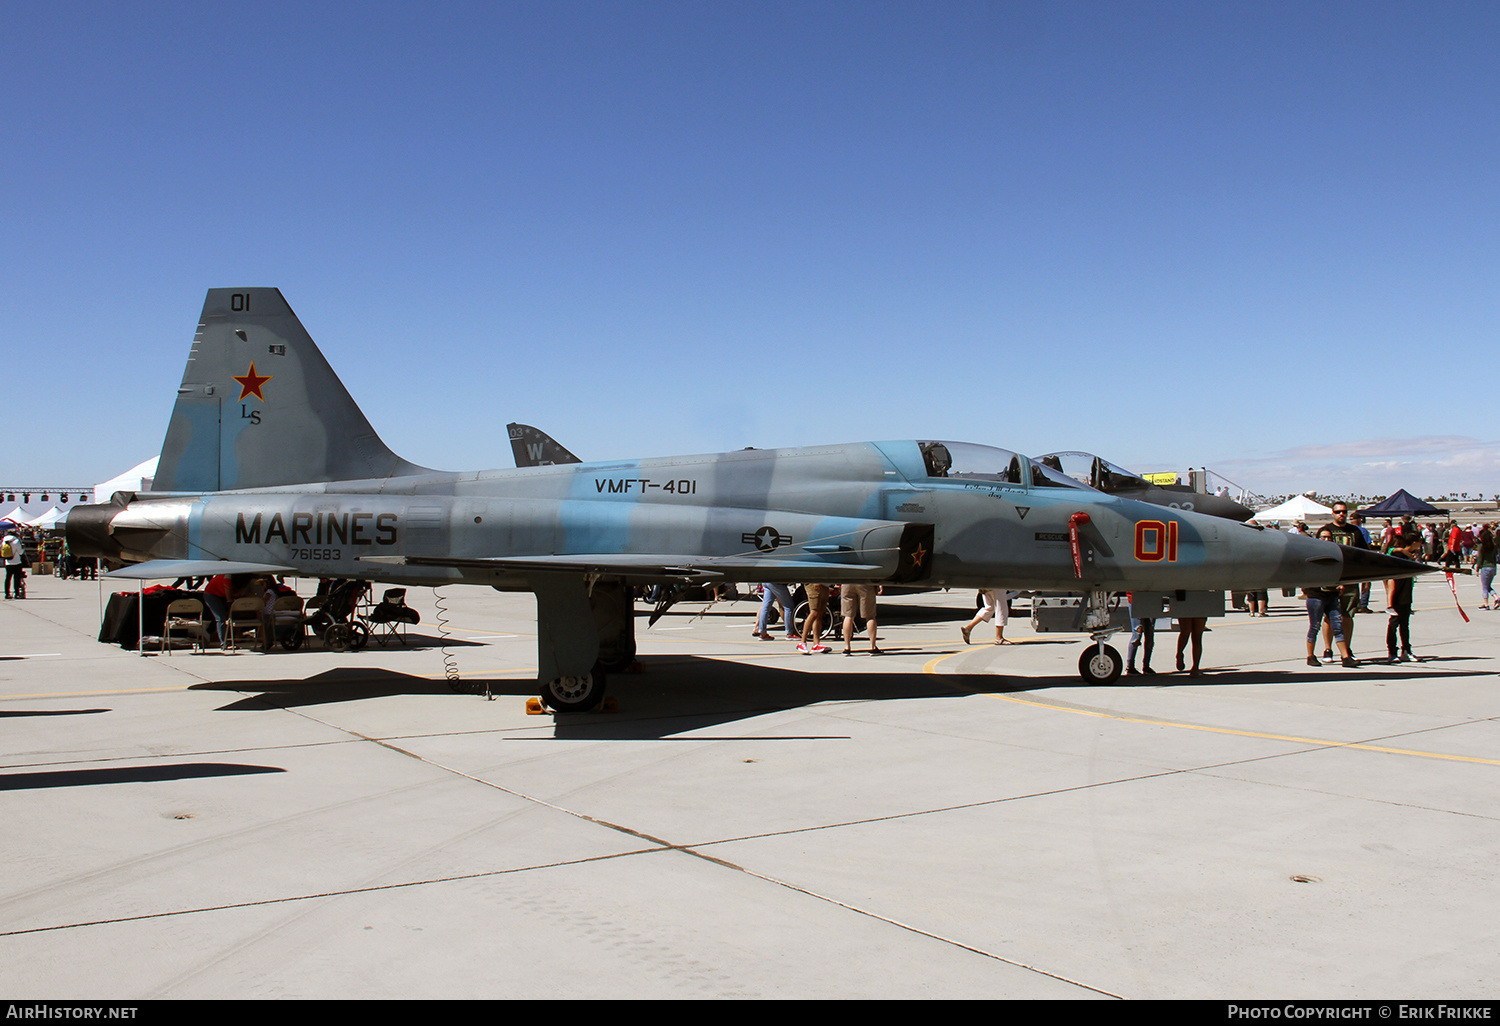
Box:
[105,559,297,580]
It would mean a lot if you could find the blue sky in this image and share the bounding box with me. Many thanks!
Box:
[4,1,1496,500]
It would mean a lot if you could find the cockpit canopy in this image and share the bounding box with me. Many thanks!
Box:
[919,441,1095,490]
[1037,451,1150,493]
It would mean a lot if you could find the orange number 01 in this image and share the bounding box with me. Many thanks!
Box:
[1134,520,1178,562]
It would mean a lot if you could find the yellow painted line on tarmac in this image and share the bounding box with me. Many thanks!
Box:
[1,684,198,700]
[922,648,1500,767]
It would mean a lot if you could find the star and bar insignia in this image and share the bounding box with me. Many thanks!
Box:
[233,362,273,402]
[743,526,792,552]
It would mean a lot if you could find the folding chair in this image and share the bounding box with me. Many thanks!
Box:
[271,593,306,650]
[163,598,212,654]
[364,588,420,646]
[225,596,265,651]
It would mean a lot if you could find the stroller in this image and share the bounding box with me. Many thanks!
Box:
[291,578,372,651]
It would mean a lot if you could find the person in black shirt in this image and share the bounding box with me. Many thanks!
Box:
[1323,503,1368,659]
[1384,535,1423,662]
[1307,526,1357,668]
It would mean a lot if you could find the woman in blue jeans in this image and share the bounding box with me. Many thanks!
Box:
[1474,524,1496,610]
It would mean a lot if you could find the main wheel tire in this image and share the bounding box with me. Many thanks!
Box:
[542,671,606,712]
[1078,644,1123,685]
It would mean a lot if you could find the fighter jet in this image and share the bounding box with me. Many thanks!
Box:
[507,423,582,467]
[68,289,1426,708]
[1038,452,1256,522]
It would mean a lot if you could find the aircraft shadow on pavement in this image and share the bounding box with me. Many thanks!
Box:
[0,762,284,791]
[196,667,462,710]
[182,654,1495,737]
[544,657,1500,739]
[320,631,483,651]
[0,708,110,718]
[549,657,968,739]
[1173,664,1491,686]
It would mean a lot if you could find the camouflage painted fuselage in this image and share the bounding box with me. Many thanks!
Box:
[78,440,1339,594]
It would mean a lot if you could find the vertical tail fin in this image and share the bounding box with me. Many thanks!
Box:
[507,423,583,467]
[153,288,431,492]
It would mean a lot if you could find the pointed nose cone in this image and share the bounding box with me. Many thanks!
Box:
[1337,544,1434,585]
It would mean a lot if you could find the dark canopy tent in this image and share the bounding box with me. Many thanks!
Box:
[1361,489,1444,516]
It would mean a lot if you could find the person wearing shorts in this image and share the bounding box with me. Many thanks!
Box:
[799,583,831,653]
[841,583,882,655]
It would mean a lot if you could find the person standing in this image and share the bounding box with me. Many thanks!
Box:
[961,589,1016,646]
[1323,503,1367,658]
[1308,525,1358,667]
[2,532,24,599]
[753,583,797,640]
[841,584,882,655]
[1444,521,1463,569]
[1385,535,1423,661]
[1125,615,1156,675]
[798,583,831,654]
[1174,616,1207,676]
[1474,524,1496,611]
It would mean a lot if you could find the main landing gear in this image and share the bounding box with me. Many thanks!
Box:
[533,576,634,713]
[542,670,607,713]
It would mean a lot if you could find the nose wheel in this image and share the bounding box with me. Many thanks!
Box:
[1078,642,1123,685]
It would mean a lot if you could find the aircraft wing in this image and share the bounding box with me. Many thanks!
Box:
[359,553,887,581]
[104,559,298,580]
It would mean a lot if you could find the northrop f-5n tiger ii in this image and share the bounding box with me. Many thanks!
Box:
[69,288,1426,709]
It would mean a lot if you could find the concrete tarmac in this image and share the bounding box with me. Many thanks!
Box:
[2,572,1497,999]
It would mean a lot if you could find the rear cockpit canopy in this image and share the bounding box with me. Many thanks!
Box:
[1038,451,1149,492]
[919,441,1096,490]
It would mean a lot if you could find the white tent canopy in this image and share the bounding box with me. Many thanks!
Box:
[27,506,66,528]
[1255,495,1333,521]
[94,456,158,503]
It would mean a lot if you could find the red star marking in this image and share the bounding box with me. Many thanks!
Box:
[909,543,927,569]
[233,362,272,402]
